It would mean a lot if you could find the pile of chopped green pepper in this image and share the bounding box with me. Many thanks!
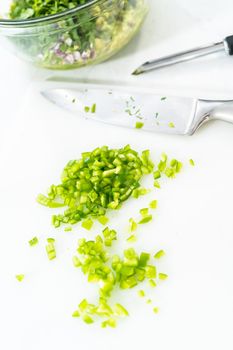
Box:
[72,228,166,327]
[17,146,191,328]
[37,145,154,228]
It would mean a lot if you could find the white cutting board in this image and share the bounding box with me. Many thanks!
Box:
[1,1,233,350]
[1,82,233,350]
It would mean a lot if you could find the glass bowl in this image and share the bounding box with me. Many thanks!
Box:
[0,0,148,69]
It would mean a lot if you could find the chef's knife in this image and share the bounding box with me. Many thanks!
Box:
[41,84,233,135]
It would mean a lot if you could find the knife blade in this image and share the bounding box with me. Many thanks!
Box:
[41,84,233,135]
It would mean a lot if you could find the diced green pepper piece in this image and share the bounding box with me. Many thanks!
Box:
[72,310,80,317]
[149,200,157,209]
[37,194,65,208]
[153,307,159,313]
[138,215,152,224]
[129,218,137,232]
[64,226,72,232]
[72,256,82,267]
[189,159,195,166]
[138,252,150,267]
[16,274,24,282]
[153,170,161,179]
[154,250,165,259]
[159,273,168,280]
[101,318,116,328]
[91,103,96,113]
[82,314,94,324]
[149,279,157,288]
[82,218,93,231]
[79,299,88,312]
[47,238,55,243]
[145,265,157,279]
[46,242,56,260]
[126,235,137,243]
[28,236,38,246]
[138,290,145,297]
[113,303,129,316]
[153,181,161,189]
[140,208,149,216]
[135,122,144,129]
[97,216,109,226]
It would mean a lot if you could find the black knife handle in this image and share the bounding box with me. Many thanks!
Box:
[224,35,233,55]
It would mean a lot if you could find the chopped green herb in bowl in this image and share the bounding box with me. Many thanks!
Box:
[0,0,148,69]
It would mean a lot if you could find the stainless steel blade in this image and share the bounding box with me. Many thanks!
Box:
[41,86,199,135]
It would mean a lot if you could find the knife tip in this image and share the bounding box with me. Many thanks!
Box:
[131,67,143,76]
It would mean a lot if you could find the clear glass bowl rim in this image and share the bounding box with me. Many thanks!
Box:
[0,0,110,27]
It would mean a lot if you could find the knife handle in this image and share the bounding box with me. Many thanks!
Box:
[210,101,233,124]
[224,35,233,55]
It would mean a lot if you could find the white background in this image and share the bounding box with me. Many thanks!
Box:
[1,1,233,349]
